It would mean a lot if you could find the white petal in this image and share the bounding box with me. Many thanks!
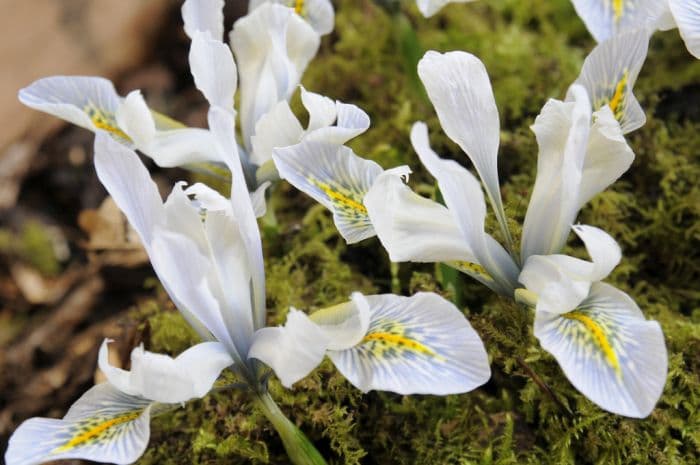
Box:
[115,91,156,149]
[5,383,152,465]
[328,293,491,395]
[521,87,591,260]
[273,140,384,244]
[301,86,337,131]
[519,254,591,314]
[364,169,477,263]
[189,31,237,110]
[534,282,667,418]
[415,0,475,17]
[410,122,519,295]
[570,29,649,133]
[93,134,238,356]
[231,3,320,149]
[248,309,330,388]
[99,340,232,403]
[669,0,700,59]
[250,100,304,167]
[18,76,128,143]
[417,51,506,227]
[577,106,634,208]
[571,224,621,281]
[251,181,271,218]
[207,107,267,331]
[308,292,371,351]
[248,0,335,35]
[182,0,225,41]
[304,100,370,146]
[571,0,667,42]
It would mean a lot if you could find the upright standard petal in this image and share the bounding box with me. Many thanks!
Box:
[669,0,700,59]
[207,107,268,332]
[411,122,519,295]
[189,31,237,110]
[18,76,129,143]
[249,0,335,36]
[273,140,387,243]
[231,3,320,149]
[521,87,591,261]
[93,133,243,362]
[534,282,667,417]
[417,51,510,240]
[182,0,225,41]
[569,29,650,133]
[5,383,152,465]
[415,0,476,17]
[327,293,491,395]
[570,0,667,42]
[99,340,233,404]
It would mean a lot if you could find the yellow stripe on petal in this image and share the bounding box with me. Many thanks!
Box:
[613,0,625,23]
[446,260,494,283]
[563,310,621,377]
[607,71,628,120]
[312,179,368,215]
[361,320,444,361]
[85,105,131,143]
[53,410,143,453]
[294,0,305,15]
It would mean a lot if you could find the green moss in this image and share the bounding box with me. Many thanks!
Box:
[137,0,700,463]
[0,220,62,276]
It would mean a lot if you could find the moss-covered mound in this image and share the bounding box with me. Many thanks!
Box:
[139,1,700,463]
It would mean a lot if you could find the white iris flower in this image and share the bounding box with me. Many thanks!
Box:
[571,0,700,59]
[415,0,477,18]
[273,49,667,417]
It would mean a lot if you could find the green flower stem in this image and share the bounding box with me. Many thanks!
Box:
[254,391,328,465]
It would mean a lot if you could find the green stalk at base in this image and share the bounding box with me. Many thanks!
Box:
[254,391,328,465]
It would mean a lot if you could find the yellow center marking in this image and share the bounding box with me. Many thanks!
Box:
[608,72,628,117]
[362,332,437,357]
[314,180,368,214]
[54,411,142,452]
[91,116,131,141]
[447,261,494,282]
[563,311,621,376]
[294,0,304,15]
[612,0,624,22]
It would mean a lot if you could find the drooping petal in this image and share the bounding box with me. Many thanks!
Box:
[411,122,519,295]
[182,0,225,41]
[364,169,477,264]
[521,86,592,261]
[189,31,237,110]
[5,383,152,465]
[231,3,320,150]
[249,0,335,36]
[273,140,386,243]
[248,309,331,388]
[18,76,129,143]
[417,51,509,234]
[415,0,476,18]
[301,86,337,131]
[98,340,233,404]
[570,0,667,42]
[534,282,667,418]
[669,0,700,59]
[569,29,649,133]
[328,292,491,395]
[308,292,371,351]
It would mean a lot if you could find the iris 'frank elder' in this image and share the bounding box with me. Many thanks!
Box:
[6,9,492,465]
[571,0,700,59]
[17,0,331,182]
[274,48,667,418]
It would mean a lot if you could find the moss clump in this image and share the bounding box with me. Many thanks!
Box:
[138,0,700,463]
[0,221,63,276]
